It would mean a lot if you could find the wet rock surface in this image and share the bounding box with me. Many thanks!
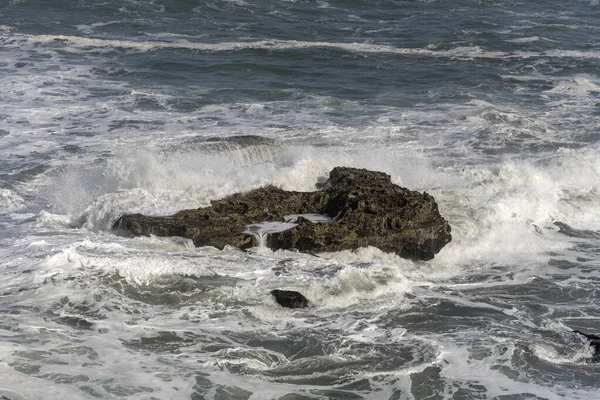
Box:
[271,289,310,309]
[113,167,452,261]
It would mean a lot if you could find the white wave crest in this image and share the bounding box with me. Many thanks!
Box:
[21,34,600,61]
[0,189,25,213]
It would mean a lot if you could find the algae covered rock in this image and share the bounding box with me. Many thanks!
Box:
[113,167,451,261]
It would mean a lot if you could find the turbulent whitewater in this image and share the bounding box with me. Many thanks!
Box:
[1,1,600,399]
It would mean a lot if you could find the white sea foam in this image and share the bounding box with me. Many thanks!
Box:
[436,340,600,400]
[507,36,542,43]
[431,145,600,269]
[0,188,25,212]
[531,342,594,365]
[545,74,600,100]
[29,34,437,56]
[306,265,413,310]
[18,33,600,62]
[0,364,92,400]
[543,49,600,59]
[46,239,219,285]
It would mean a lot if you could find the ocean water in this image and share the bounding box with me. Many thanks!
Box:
[1,0,600,398]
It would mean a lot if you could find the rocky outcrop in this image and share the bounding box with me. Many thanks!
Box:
[112,166,451,261]
[271,290,310,309]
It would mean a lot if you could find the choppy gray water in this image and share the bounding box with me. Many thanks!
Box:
[1,0,600,399]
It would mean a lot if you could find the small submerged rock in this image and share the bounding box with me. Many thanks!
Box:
[270,289,310,309]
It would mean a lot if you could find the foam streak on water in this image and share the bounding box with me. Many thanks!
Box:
[1,0,600,398]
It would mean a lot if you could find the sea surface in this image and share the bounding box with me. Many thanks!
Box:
[1,1,600,399]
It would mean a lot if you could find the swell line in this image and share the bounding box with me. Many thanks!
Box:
[18,34,600,60]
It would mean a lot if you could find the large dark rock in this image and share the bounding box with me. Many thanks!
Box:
[271,289,310,309]
[113,167,452,261]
